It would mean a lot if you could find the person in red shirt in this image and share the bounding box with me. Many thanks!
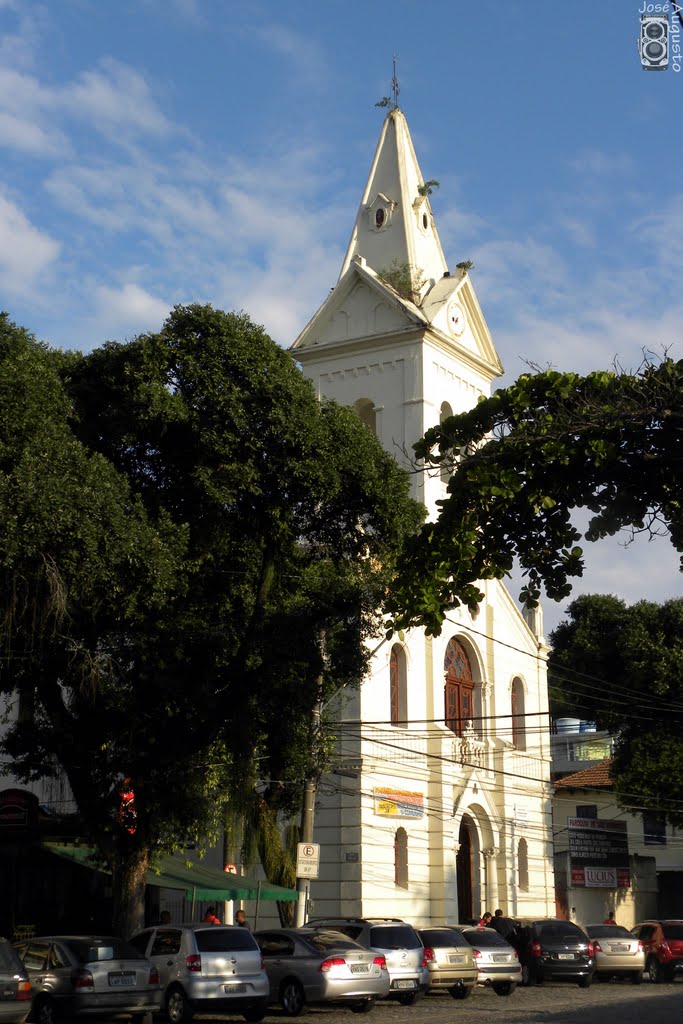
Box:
[203,906,220,924]
[478,912,493,926]
[603,910,617,924]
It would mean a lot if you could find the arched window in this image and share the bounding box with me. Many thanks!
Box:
[394,827,408,888]
[444,638,474,737]
[390,644,407,726]
[354,398,376,434]
[518,837,529,892]
[439,402,453,484]
[511,677,526,750]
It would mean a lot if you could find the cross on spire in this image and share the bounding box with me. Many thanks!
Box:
[391,55,400,109]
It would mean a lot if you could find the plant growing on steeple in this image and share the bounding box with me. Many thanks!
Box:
[456,259,475,272]
[378,259,427,305]
[375,97,392,108]
[417,180,440,197]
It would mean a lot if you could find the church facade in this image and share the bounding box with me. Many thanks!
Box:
[292,109,555,923]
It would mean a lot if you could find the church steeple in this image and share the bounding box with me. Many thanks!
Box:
[338,108,448,299]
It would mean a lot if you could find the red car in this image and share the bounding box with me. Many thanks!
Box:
[631,920,683,983]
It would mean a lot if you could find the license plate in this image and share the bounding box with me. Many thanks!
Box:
[448,955,464,964]
[224,984,247,993]
[395,979,416,989]
[558,953,574,960]
[609,944,628,952]
[493,955,509,962]
[108,972,136,987]
[350,964,368,973]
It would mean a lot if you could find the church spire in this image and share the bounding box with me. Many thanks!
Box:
[338,108,448,298]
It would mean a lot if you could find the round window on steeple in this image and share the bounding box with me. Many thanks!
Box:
[375,208,386,228]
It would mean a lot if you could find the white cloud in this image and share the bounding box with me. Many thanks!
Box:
[93,282,170,334]
[61,57,173,140]
[0,192,60,294]
[571,150,636,176]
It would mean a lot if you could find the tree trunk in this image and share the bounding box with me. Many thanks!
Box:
[112,846,150,938]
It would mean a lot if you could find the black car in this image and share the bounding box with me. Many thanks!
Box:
[515,919,594,987]
[0,938,31,1024]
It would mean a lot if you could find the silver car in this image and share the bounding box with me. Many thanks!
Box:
[308,918,429,1004]
[130,924,268,1023]
[255,927,390,1015]
[453,926,522,995]
[417,927,477,999]
[14,935,161,1024]
[0,938,31,1024]
[585,925,644,983]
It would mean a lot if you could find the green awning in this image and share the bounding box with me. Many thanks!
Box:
[43,842,298,902]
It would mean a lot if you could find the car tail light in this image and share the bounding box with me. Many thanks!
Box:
[660,940,671,954]
[373,955,387,971]
[637,941,644,953]
[319,957,346,972]
[186,954,202,973]
[512,949,518,960]
[531,941,542,958]
[422,947,435,966]
[260,955,266,971]
[149,968,160,985]
[587,941,595,957]
[71,969,94,989]
[472,948,482,959]
[17,981,31,1001]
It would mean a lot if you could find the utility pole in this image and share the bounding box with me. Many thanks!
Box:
[295,628,325,927]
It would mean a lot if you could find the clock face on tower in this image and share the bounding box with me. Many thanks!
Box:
[447,301,466,337]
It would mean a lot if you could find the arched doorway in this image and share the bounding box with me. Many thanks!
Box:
[457,817,474,922]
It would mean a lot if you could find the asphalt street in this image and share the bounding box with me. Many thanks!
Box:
[188,977,683,1024]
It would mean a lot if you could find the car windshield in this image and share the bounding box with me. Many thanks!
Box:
[462,929,511,948]
[662,924,683,941]
[64,938,144,962]
[305,932,365,952]
[420,929,469,948]
[370,926,421,949]
[586,926,632,939]
[536,923,585,942]
[195,928,257,952]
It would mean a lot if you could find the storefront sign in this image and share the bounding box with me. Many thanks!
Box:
[568,816,630,888]
[0,788,39,834]
[374,788,424,818]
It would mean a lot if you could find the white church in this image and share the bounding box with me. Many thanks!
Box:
[291,108,556,923]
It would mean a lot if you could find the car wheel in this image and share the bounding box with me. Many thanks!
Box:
[631,970,643,985]
[492,982,516,996]
[32,997,58,1024]
[520,963,532,987]
[647,956,664,984]
[242,999,268,1023]
[280,979,305,1016]
[397,992,417,1006]
[166,986,193,1024]
[578,975,592,989]
[449,984,472,1000]
[350,997,376,1013]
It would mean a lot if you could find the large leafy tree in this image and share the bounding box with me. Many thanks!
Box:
[1,307,423,935]
[387,359,683,634]
[548,595,683,829]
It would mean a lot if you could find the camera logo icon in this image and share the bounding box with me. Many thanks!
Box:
[640,14,669,69]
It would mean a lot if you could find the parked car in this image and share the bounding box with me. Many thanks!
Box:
[129,924,268,1023]
[515,919,594,987]
[453,925,521,995]
[584,924,644,984]
[13,935,160,1024]
[415,927,477,999]
[0,938,31,1024]
[254,927,389,1015]
[307,918,429,1004]
[631,919,683,983]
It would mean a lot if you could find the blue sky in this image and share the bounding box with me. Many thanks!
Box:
[1,0,682,630]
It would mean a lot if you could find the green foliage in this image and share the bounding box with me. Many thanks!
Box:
[455,259,475,271]
[377,259,427,305]
[0,306,423,930]
[387,359,683,635]
[417,180,440,197]
[549,595,683,828]
[375,97,392,108]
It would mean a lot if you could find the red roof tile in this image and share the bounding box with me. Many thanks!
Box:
[554,759,613,790]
